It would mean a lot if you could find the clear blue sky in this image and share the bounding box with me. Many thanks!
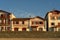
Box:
[0,0,60,18]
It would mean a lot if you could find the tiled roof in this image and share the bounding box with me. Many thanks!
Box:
[34,16,45,20]
[0,10,11,14]
[11,18,31,21]
[45,10,60,18]
[50,10,60,13]
[12,16,45,21]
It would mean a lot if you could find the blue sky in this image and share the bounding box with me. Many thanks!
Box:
[0,0,60,18]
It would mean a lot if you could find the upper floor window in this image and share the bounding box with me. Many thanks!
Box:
[0,20,1,23]
[51,16,55,20]
[13,21,19,24]
[16,21,19,24]
[22,21,24,24]
[32,21,43,25]
[32,21,38,25]
[58,23,60,26]
[39,22,43,24]
[57,16,60,20]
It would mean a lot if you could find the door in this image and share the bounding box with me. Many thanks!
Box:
[6,27,11,31]
[22,28,26,31]
[14,28,18,31]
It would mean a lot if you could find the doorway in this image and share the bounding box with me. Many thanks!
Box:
[14,28,18,31]
[22,28,26,31]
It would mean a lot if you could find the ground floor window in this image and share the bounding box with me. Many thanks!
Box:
[0,27,11,31]
[54,27,57,31]
[6,27,11,31]
[22,28,26,31]
[39,28,43,31]
[32,28,37,31]
[1,27,4,31]
[14,28,19,31]
[58,28,60,31]
[49,27,54,31]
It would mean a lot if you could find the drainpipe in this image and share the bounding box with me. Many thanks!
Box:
[28,16,32,31]
[5,14,7,31]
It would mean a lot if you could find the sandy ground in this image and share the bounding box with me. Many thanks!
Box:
[0,38,60,40]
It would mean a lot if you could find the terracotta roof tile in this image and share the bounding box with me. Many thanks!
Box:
[11,18,31,21]
[12,16,45,21]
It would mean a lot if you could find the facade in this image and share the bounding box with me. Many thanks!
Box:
[29,16,46,31]
[1,10,60,32]
[11,16,46,31]
[0,10,16,31]
[11,18,30,31]
[45,10,60,31]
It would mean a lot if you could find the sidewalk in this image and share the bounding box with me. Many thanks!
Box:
[0,38,60,40]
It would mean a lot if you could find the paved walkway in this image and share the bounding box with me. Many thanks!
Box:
[0,38,60,40]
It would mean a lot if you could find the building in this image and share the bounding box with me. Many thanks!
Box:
[11,16,46,31]
[2,9,60,32]
[45,10,60,31]
[30,16,46,31]
[0,10,16,31]
[11,18,30,31]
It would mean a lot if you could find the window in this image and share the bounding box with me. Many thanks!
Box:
[13,21,19,24]
[57,16,60,20]
[39,22,43,24]
[14,28,18,31]
[1,14,3,17]
[32,21,38,25]
[5,27,10,31]
[32,22,36,25]
[16,21,19,24]
[51,17,55,20]
[58,28,60,31]
[51,23,55,25]
[32,28,37,31]
[32,21,43,25]
[22,21,24,24]
[1,27,4,31]
[49,27,54,31]
[8,19,10,24]
[0,20,1,23]
[39,28,43,31]
[13,21,15,24]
